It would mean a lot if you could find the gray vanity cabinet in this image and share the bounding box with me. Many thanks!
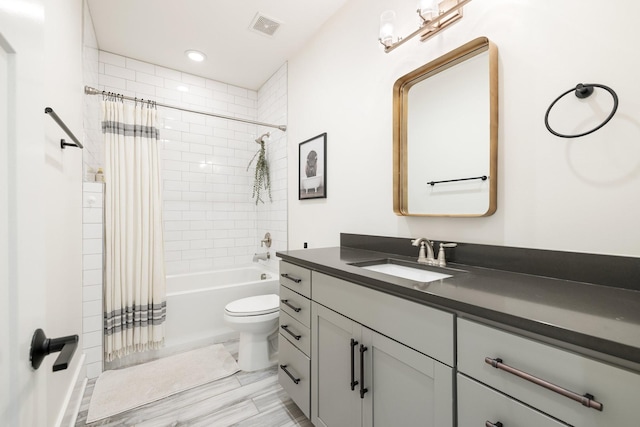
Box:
[311,272,454,427]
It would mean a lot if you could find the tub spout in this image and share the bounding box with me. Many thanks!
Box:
[253,251,270,262]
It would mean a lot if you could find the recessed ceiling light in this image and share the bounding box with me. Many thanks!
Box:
[185,50,206,62]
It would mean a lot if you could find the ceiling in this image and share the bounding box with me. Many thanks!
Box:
[86,0,348,91]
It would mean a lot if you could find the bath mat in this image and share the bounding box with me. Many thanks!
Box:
[86,344,239,423]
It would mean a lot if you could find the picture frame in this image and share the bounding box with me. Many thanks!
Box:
[299,133,327,200]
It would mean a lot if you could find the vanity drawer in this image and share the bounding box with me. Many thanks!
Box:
[279,261,311,298]
[312,271,454,366]
[458,374,568,427]
[279,284,311,328]
[458,318,640,427]
[279,310,311,357]
[278,333,311,419]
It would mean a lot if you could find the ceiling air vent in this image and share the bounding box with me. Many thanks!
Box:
[249,12,281,37]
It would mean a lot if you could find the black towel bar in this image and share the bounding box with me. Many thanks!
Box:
[428,175,488,186]
[44,107,84,149]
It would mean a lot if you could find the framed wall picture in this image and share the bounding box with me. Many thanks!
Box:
[299,133,327,200]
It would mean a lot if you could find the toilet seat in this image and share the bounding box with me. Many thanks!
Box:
[224,294,279,317]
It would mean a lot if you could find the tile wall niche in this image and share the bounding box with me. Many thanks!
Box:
[82,11,288,374]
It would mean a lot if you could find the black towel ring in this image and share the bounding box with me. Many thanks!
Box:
[544,83,618,138]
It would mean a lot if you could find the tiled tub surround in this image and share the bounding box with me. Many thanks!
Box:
[84,51,288,275]
[80,46,287,375]
[277,234,640,368]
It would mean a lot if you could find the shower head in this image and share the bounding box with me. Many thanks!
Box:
[255,132,270,144]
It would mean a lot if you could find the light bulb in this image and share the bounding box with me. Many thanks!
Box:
[417,0,439,23]
[379,10,396,46]
[185,50,206,62]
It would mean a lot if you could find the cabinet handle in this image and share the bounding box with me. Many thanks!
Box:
[485,357,603,411]
[485,422,503,427]
[280,364,301,384]
[280,273,302,283]
[350,339,359,391]
[280,299,302,313]
[359,344,368,398]
[280,324,301,341]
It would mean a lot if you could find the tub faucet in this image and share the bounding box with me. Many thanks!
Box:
[253,251,270,262]
[411,238,436,265]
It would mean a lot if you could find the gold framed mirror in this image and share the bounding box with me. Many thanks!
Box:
[393,37,498,217]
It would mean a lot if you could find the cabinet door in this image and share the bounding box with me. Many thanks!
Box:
[361,328,454,427]
[312,302,362,427]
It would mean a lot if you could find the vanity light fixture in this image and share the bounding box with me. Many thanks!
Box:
[379,0,473,53]
[185,50,206,62]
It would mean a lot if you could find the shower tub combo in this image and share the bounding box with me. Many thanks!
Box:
[165,265,279,352]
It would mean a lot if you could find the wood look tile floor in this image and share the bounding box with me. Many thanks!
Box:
[75,341,313,427]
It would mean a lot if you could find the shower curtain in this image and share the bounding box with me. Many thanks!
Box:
[102,98,166,362]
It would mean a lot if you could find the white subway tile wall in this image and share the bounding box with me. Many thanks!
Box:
[85,51,288,274]
[82,182,104,379]
[257,65,288,262]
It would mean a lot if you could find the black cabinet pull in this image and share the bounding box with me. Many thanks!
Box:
[359,344,368,398]
[280,324,302,341]
[485,357,603,411]
[281,299,302,313]
[280,364,300,384]
[280,273,302,283]
[350,339,359,391]
[486,422,503,427]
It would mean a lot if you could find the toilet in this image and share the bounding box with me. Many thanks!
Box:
[224,294,280,371]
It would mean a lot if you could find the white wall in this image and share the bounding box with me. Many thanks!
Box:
[43,0,84,424]
[288,0,640,257]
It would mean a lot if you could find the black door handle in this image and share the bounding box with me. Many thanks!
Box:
[30,328,79,371]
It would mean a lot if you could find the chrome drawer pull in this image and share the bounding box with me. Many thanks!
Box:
[281,299,302,313]
[280,364,300,384]
[280,273,302,283]
[485,421,503,427]
[280,324,302,341]
[485,357,603,412]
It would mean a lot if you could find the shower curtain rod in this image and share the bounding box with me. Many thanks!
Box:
[84,86,287,132]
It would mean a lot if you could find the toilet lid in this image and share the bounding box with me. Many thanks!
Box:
[224,294,280,316]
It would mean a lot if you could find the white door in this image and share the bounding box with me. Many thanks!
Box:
[0,1,48,425]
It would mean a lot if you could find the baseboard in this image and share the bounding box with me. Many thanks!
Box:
[55,353,87,427]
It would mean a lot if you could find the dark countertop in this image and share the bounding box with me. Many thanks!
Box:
[276,246,640,369]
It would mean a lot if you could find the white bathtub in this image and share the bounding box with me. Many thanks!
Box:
[165,265,279,350]
[105,265,280,370]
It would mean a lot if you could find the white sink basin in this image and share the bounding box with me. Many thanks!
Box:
[360,263,452,283]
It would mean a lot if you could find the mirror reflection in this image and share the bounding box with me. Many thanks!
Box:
[393,37,498,217]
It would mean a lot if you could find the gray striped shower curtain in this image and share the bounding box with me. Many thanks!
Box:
[102,98,166,361]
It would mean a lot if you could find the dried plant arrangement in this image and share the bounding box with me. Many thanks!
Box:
[247,140,272,205]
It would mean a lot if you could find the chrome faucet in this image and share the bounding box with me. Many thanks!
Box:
[253,251,270,262]
[260,232,272,248]
[411,238,436,265]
